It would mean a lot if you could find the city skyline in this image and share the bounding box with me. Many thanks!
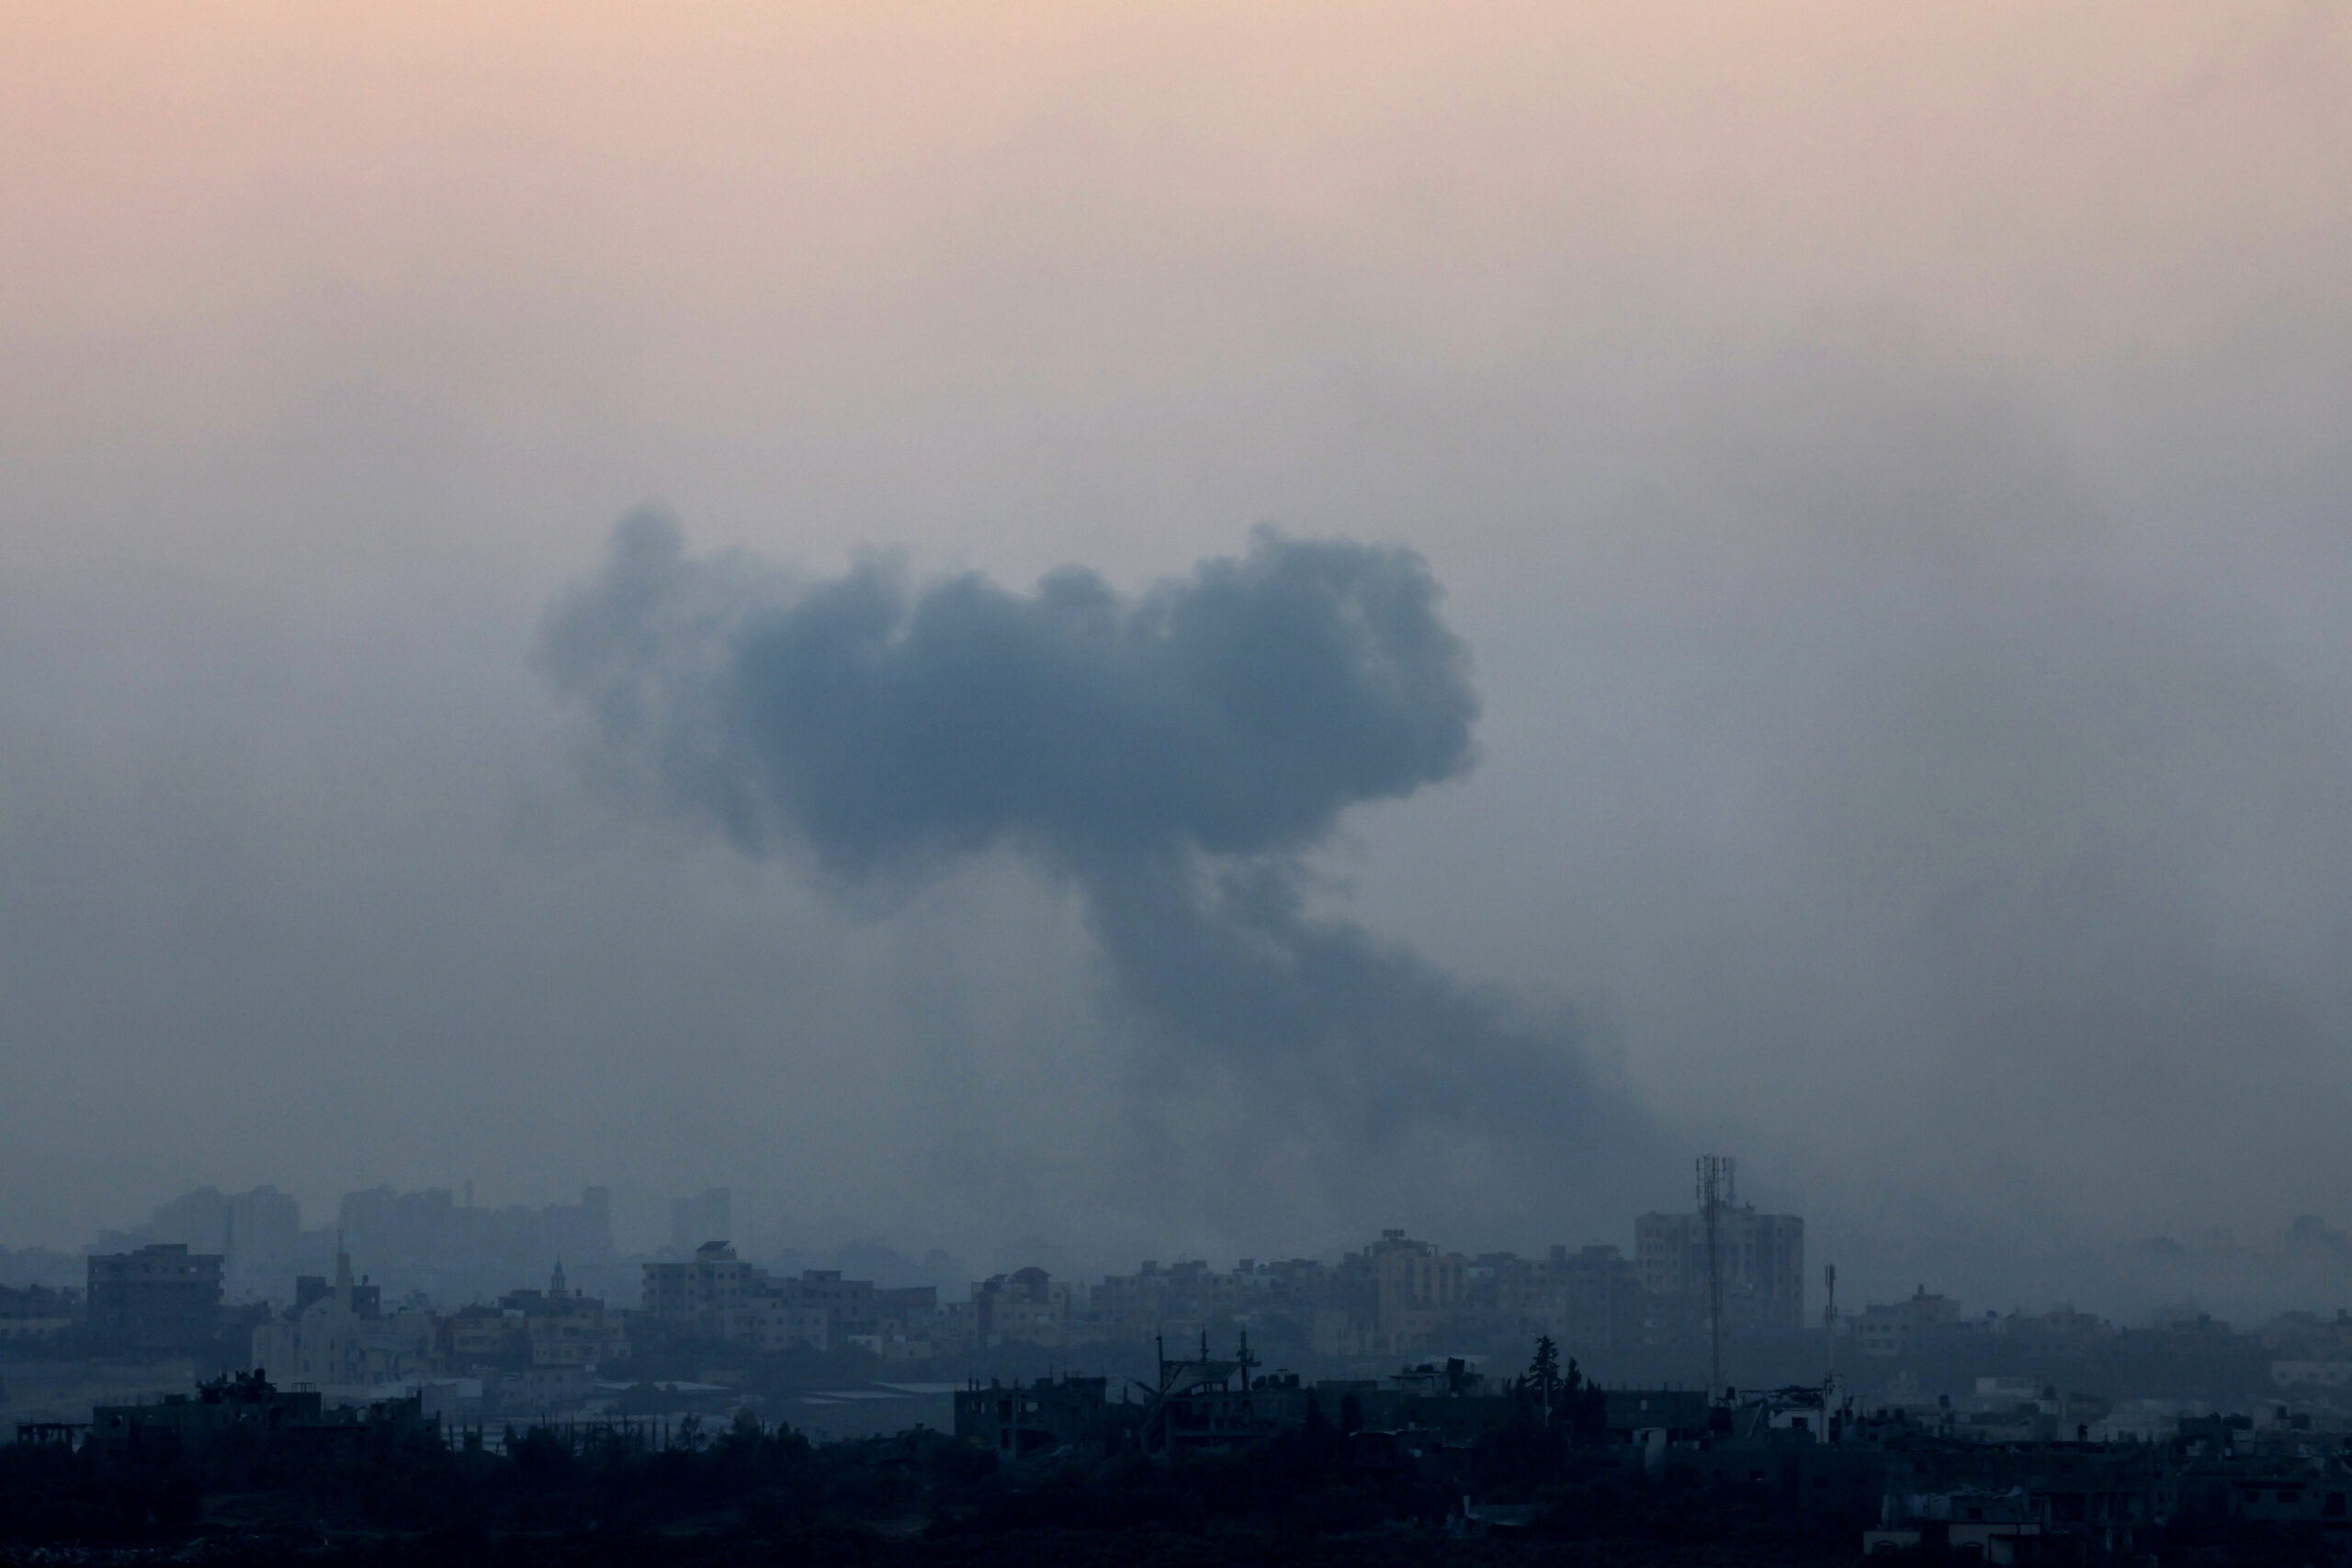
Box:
[6,6,2350,1558]
[17,1169,2352,1334]
[6,0,2352,1364]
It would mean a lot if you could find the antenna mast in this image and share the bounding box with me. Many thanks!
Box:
[1823,1263,1838,1383]
[1696,1155,1734,1401]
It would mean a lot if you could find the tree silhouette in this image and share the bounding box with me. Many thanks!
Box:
[1528,1335,1562,1423]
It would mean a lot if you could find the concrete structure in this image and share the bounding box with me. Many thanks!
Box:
[1634,1204,1804,1334]
[103,1186,304,1298]
[1530,1245,1645,1353]
[89,1371,325,1455]
[639,1248,927,1353]
[955,1374,1111,1458]
[2270,1360,2352,1389]
[89,1371,426,1456]
[250,1247,435,1392]
[503,1262,628,1368]
[0,1283,76,1339]
[1375,1235,1466,1347]
[439,1303,523,1363]
[336,1184,616,1295]
[725,1296,835,1352]
[1136,1336,1273,1456]
[975,1267,1071,1348]
[87,1243,223,1351]
[641,1241,769,1335]
[669,1188,731,1254]
[786,1269,876,1331]
[1854,1287,1966,1358]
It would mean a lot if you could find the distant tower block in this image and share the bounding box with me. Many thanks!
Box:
[670,1188,732,1253]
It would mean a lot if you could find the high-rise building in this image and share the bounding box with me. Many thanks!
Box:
[1634,1204,1804,1333]
[334,1184,616,1292]
[1372,1232,1465,1346]
[669,1188,731,1254]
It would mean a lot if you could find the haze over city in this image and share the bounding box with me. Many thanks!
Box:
[6,1,2352,1323]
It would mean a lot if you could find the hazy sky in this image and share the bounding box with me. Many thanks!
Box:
[4,3,2350,1307]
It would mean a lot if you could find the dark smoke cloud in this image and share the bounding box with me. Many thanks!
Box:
[543,514,1657,1236]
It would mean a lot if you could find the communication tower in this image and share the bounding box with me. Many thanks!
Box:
[1696,1154,1735,1399]
[1823,1262,1838,1382]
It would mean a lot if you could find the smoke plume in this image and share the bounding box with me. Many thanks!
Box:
[542,513,1657,1237]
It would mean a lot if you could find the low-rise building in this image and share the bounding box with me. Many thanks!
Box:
[440,1303,526,1364]
[724,1296,834,1352]
[641,1241,771,1335]
[640,1248,930,1354]
[2000,1305,2113,1351]
[507,1263,628,1368]
[932,1298,978,1352]
[0,1283,77,1339]
[1855,1287,1968,1358]
[89,1371,324,1455]
[955,1374,1111,1458]
[975,1267,1072,1348]
[251,1247,435,1392]
[88,1369,431,1457]
[2270,1359,2352,1390]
